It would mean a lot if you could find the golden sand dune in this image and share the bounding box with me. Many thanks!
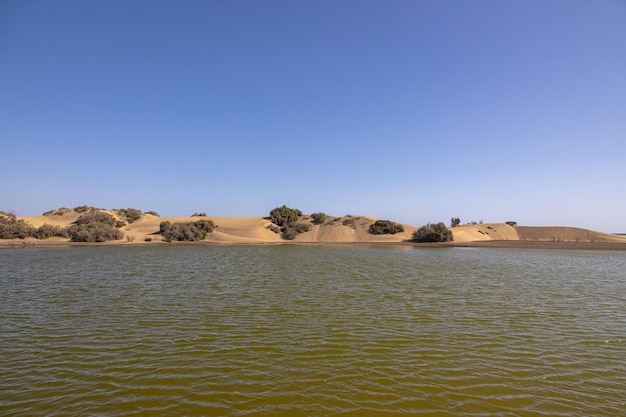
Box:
[3,210,626,249]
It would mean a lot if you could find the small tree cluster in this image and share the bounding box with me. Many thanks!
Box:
[159,219,216,241]
[191,212,207,217]
[115,208,143,224]
[411,222,453,243]
[68,211,124,242]
[369,220,404,235]
[270,205,303,227]
[450,217,461,227]
[269,205,312,240]
[310,212,327,225]
[505,221,517,226]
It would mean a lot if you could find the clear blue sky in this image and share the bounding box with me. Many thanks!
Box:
[1,0,625,231]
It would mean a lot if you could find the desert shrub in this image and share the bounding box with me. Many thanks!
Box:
[505,221,517,226]
[144,211,160,217]
[369,220,404,235]
[411,222,453,243]
[342,217,355,228]
[74,211,118,227]
[266,224,280,234]
[67,211,124,242]
[144,237,153,242]
[269,205,302,226]
[191,212,207,217]
[68,224,124,242]
[310,212,327,225]
[450,217,461,227]
[281,223,311,240]
[73,205,98,213]
[33,224,69,239]
[159,219,216,241]
[159,221,171,234]
[0,213,36,239]
[116,208,143,223]
[43,207,72,216]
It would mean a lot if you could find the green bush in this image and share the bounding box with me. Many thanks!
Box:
[159,221,171,234]
[281,223,311,240]
[369,220,404,235]
[74,211,117,227]
[310,212,327,225]
[33,224,69,239]
[266,224,281,234]
[0,213,36,239]
[269,205,302,226]
[342,217,355,228]
[450,217,461,227]
[115,208,143,223]
[67,224,124,242]
[159,219,216,241]
[191,212,207,217]
[411,222,453,243]
[505,221,517,226]
[68,211,124,242]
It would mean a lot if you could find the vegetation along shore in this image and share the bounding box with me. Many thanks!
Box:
[1,205,625,250]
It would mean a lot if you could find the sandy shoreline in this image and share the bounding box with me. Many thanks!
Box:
[3,239,626,251]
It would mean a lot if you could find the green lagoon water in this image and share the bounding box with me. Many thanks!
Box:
[1,245,625,416]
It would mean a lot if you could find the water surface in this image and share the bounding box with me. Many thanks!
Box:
[1,245,624,416]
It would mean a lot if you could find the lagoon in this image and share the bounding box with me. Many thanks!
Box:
[1,245,625,416]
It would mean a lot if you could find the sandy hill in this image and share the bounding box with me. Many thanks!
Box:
[449,223,626,244]
[2,208,626,248]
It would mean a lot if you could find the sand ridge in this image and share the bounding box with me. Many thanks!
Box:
[3,210,626,248]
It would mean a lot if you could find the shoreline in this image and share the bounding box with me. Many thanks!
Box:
[3,239,626,251]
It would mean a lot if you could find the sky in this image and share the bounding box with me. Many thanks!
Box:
[1,0,625,232]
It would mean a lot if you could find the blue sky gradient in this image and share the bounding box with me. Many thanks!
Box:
[1,0,625,231]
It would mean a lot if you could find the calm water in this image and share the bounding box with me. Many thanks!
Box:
[1,245,625,416]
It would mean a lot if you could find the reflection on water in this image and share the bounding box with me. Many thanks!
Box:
[1,245,625,416]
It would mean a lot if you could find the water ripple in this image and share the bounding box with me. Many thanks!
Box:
[1,246,625,416]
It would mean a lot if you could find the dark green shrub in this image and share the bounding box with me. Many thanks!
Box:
[281,223,311,240]
[144,237,153,242]
[159,221,171,234]
[68,211,124,242]
[67,224,124,242]
[411,222,453,243]
[74,211,118,227]
[310,212,327,225]
[369,220,404,235]
[269,205,302,226]
[74,205,95,213]
[33,224,69,239]
[116,208,143,223]
[0,213,36,239]
[159,219,216,241]
[342,217,355,228]
[266,224,280,234]
[191,212,207,217]
[450,217,461,227]
[505,221,517,226]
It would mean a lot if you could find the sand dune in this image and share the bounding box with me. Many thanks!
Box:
[3,209,626,249]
